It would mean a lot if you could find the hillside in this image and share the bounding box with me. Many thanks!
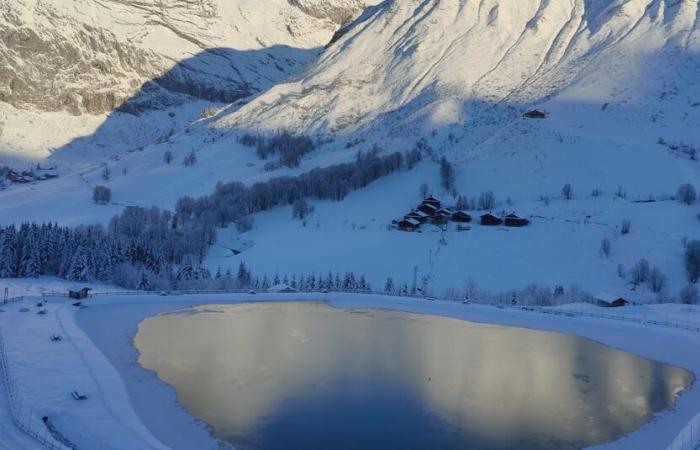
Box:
[0,0,699,301]
[0,0,370,162]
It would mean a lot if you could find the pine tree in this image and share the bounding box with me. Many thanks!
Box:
[384,277,395,294]
[67,247,90,281]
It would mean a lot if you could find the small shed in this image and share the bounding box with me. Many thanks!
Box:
[68,287,92,300]
[422,196,441,209]
[417,203,438,216]
[523,110,547,119]
[451,211,472,223]
[504,213,530,227]
[595,293,629,308]
[398,218,421,231]
[480,213,503,226]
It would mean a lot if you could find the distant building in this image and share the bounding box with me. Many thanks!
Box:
[523,110,547,119]
[398,218,421,231]
[422,196,441,209]
[417,203,438,216]
[451,211,472,223]
[68,287,92,299]
[268,284,298,293]
[504,213,530,227]
[480,213,503,226]
[406,210,430,223]
[595,293,629,308]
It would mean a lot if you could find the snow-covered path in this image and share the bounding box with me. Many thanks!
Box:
[0,368,42,450]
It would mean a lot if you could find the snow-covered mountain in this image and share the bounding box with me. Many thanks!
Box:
[0,0,369,115]
[0,0,699,300]
[219,0,700,138]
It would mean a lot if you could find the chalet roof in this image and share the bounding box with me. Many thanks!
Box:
[595,293,626,303]
[418,203,438,211]
[481,213,500,219]
[505,213,521,219]
[407,210,430,218]
[423,196,440,203]
[402,218,421,226]
[452,210,470,216]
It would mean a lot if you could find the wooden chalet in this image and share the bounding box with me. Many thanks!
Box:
[398,218,421,232]
[480,213,503,226]
[595,293,629,308]
[417,203,438,216]
[504,214,529,227]
[421,196,442,209]
[523,109,546,119]
[451,211,472,223]
[406,211,429,223]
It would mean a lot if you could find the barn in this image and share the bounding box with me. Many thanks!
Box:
[480,213,503,226]
[504,214,529,227]
[451,211,472,223]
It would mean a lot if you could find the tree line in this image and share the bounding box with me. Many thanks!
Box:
[1,149,416,288]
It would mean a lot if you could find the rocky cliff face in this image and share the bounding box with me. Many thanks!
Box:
[0,0,370,115]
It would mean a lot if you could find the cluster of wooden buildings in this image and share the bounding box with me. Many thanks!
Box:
[394,197,530,232]
[1,167,58,184]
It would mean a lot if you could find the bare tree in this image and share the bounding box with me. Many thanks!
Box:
[677,183,697,205]
[164,150,173,165]
[478,191,496,210]
[649,267,667,293]
[101,166,111,181]
[419,182,430,199]
[599,238,611,258]
[630,258,650,285]
[561,183,573,200]
[92,185,112,205]
[621,219,631,235]
[679,285,699,304]
[183,150,197,167]
[685,240,700,283]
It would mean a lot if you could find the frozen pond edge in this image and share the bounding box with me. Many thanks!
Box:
[3,292,700,450]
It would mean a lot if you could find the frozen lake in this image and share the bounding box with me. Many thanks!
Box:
[134,302,692,450]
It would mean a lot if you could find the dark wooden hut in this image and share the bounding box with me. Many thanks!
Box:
[451,211,472,223]
[504,214,530,227]
[398,218,421,232]
[68,287,92,300]
[417,203,438,216]
[421,196,441,209]
[480,213,503,226]
[523,110,546,119]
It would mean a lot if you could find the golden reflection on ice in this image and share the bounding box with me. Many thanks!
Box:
[134,302,692,450]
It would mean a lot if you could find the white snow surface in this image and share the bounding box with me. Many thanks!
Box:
[1,290,700,449]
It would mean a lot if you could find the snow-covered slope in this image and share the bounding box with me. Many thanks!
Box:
[0,0,368,115]
[218,0,700,137]
[0,0,372,162]
[0,0,699,301]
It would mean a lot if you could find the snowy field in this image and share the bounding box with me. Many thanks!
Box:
[1,285,700,450]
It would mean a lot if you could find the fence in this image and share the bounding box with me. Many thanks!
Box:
[0,322,70,450]
[530,306,700,335]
